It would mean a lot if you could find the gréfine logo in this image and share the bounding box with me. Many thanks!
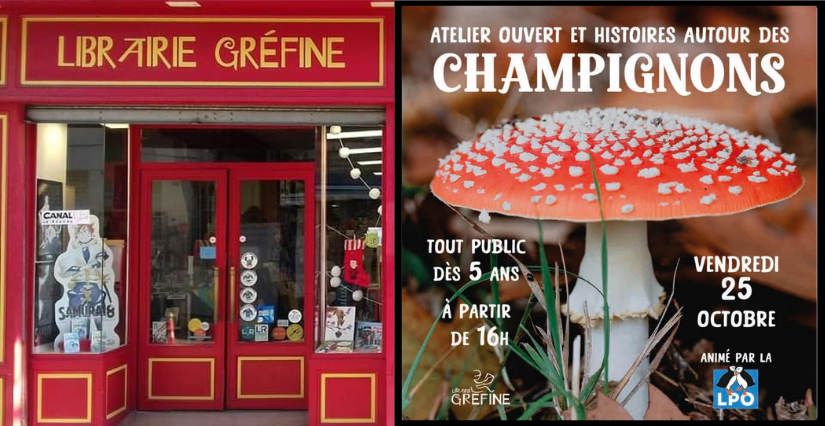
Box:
[450,370,510,406]
[713,366,758,409]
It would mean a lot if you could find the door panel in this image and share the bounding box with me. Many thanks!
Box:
[137,164,314,410]
[138,170,227,410]
[226,165,315,409]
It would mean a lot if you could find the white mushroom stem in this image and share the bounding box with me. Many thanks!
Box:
[565,221,665,420]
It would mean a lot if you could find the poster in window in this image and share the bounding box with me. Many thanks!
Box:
[324,306,356,342]
[53,214,121,352]
[37,179,64,261]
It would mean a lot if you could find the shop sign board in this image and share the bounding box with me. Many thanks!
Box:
[21,17,384,87]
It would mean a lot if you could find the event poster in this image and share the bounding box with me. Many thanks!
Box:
[400,5,816,421]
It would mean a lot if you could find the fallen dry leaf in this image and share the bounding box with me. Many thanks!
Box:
[563,392,634,420]
[645,383,689,420]
[401,290,501,420]
[775,396,808,421]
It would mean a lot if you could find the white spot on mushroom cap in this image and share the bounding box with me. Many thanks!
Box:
[541,168,554,177]
[519,152,538,162]
[554,184,565,191]
[658,182,676,194]
[492,157,506,167]
[631,157,642,165]
[729,186,743,195]
[638,167,660,178]
[532,183,546,191]
[600,164,619,175]
[748,175,768,183]
[464,181,474,188]
[547,153,563,164]
[699,175,713,185]
[672,151,690,160]
[530,195,541,203]
[583,193,597,202]
[621,204,634,214]
[517,173,531,182]
[569,166,584,177]
[718,175,731,182]
[605,182,621,191]
[700,194,717,205]
[678,160,697,173]
[503,201,511,211]
[545,195,557,205]
[575,151,590,162]
[479,209,491,224]
[601,151,614,160]
[449,174,460,182]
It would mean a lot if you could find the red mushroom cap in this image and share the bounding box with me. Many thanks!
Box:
[430,108,803,222]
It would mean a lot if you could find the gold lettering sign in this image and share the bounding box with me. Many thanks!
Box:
[21,17,384,87]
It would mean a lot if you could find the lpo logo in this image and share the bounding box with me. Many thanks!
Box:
[713,366,758,409]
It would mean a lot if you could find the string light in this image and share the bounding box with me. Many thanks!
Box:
[331,125,382,200]
[327,125,383,304]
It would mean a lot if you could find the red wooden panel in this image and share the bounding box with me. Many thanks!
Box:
[238,356,303,399]
[148,358,214,400]
[322,374,375,423]
[105,365,127,420]
[38,373,92,423]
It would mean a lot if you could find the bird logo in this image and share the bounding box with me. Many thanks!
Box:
[471,370,495,394]
[715,365,756,396]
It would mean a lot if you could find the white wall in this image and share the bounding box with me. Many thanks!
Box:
[36,123,68,185]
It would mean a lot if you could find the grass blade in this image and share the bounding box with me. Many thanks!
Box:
[519,391,563,420]
[588,155,610,393]
[537,220,564,381]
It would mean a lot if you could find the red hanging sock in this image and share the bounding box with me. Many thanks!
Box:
[343,238,371,288]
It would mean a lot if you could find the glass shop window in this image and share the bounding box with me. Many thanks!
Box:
[141,128,316,162]
[33,124,129,354]
[315,126,383,354]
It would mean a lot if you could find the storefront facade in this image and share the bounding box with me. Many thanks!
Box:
[0,1,394,425]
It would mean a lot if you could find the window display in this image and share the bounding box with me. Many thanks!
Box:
[148,180,217,345]
[235,180,306,343]
[34,124,128,354]
[315,126,383,354]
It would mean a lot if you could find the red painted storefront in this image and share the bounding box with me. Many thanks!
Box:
[0,1,395,425]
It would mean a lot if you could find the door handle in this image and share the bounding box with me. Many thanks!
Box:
[213,266,220,323]
[230,267,236,321]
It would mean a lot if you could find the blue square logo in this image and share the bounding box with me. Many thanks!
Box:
[713,367,758,409]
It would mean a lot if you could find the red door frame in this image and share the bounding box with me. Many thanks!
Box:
[136,168,228,410]
[226,164,315,410]
[132,125,316,410]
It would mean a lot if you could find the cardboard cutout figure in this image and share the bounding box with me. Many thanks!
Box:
[53,215,120,352]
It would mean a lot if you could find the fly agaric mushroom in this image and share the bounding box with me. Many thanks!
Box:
[429,107,803,419]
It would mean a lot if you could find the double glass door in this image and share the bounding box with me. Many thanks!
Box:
[137,164,314,410]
